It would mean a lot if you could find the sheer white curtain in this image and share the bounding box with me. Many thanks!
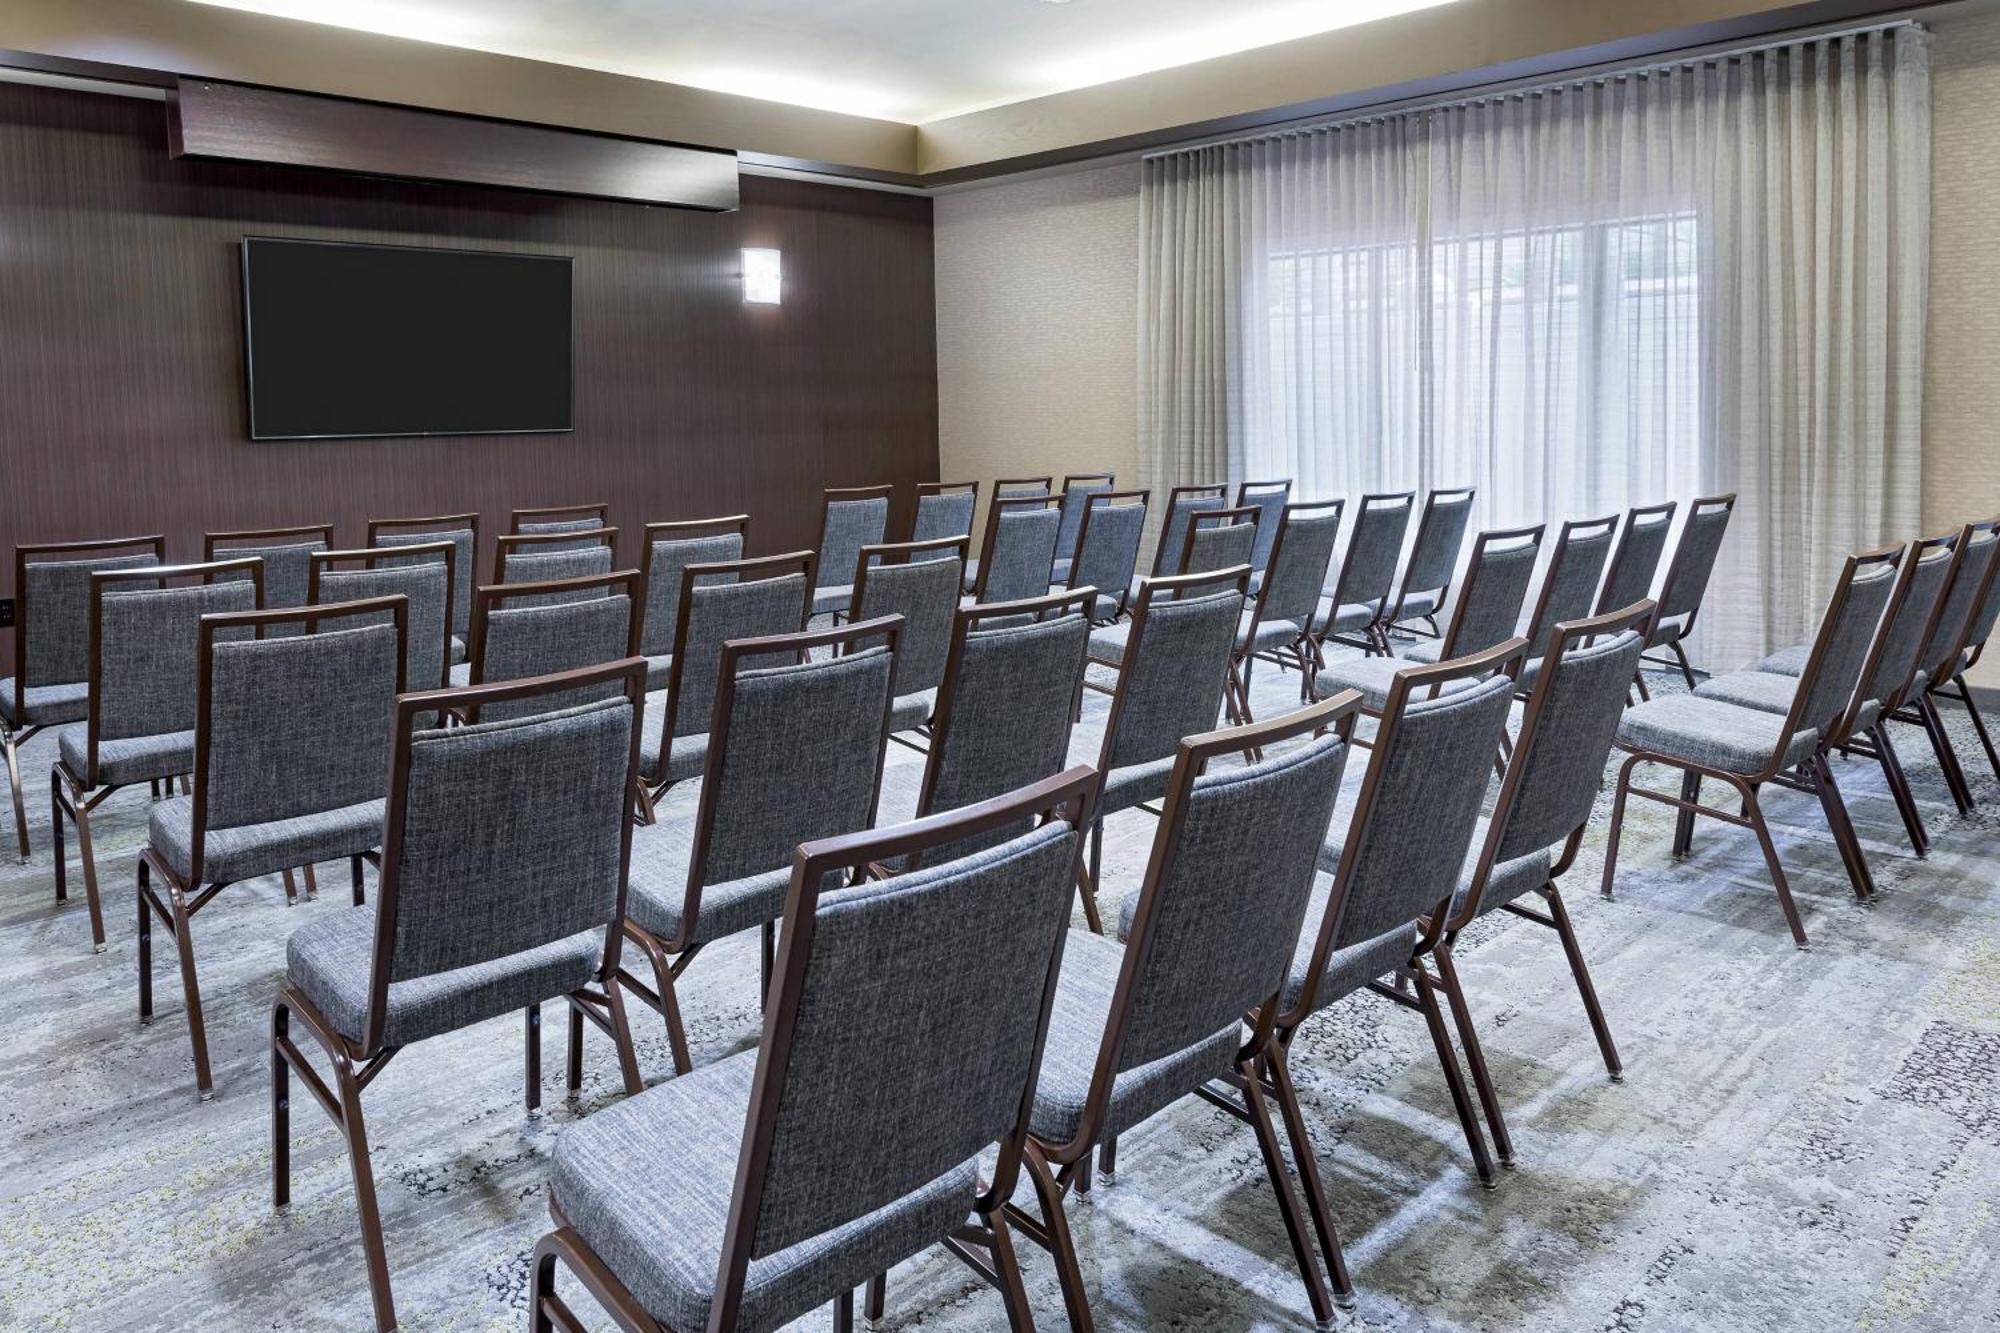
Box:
[1139,25,1930,669]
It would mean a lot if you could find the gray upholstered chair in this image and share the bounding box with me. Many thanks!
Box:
[1431,602,1653,1164]
[4,534,164,862]
[1594,500,1678,616]
[638,516,748,691]
[1270,640,1525,1299]
[1235,477,1294,578]
[1135,483,1229,598]
[1315,524,1543,712]
[455,570,644,729]
[1603,544,1902,948]
[1382,487,1476,636]
[206,523,334,637]
[51,558,260,952]
[621,617,900,1074]
[811,485,894,621]
[1511,513,1618,693]
[1085,507,1256,678]
[538,766,1095,1333]
[1887,521,1999,817]
[272,658,650,1333]
[368,512,479,665]
[1050,472,1117,583]
[873,589,1096,861]
[1018,697,1359,1329]
[1739,531,1957,856]
[644,552,813,806]
[1077,566,1249,933]
[1925,513,2000,792]
[138,596,407,1099]
[849,536,968,738]
[1058,489,1148,622]
[909,481,979,553]
[310,544,455,691]
[1637,492,1736,691]
[1235,499,1344,713]
[512,503,613,550]
[1314,489,1417,656]
[494,527,619,592]
[967,493,1063,604]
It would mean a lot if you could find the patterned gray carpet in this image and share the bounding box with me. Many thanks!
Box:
[1,661,1997,1332]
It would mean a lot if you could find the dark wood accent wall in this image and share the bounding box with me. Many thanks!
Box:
[0,80,937,599]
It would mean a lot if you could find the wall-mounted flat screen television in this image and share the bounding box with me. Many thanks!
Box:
[242,236,574,441]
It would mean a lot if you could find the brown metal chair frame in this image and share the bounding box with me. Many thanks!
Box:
[1600,544,1904,948]
[1315,489,1419,657]
[1382,486,1477,638]
[993,476,1054,498]
[274,657,650,1333]
[6,533,166,862]
[1264,637,1527,1305]
[139,595,409,1100]
[848,534,971,751]
[1233,499,1345,713]
[1011,694,1360,1332]
[309,543,458,690]
[1920,514,2000,801]
[51,557,261,952]
[1635,492,1737,693]
[1061,489,1150,623]
[493,527,621,583]
[204,522,336,559]
[1146,483,1230,580]
[1593,500,1679,616]
[538,764,1098,1333]
[512,502,612,533]
[969,493,1061,603]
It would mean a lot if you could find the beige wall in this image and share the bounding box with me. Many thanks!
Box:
[1927,9,2000,686]
[934,161,1142,548]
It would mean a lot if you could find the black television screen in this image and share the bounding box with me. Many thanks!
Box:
[242,236,574,440]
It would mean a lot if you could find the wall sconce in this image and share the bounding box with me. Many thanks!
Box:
[742,247,782,304]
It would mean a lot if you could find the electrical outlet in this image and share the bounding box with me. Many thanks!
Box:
[0,599,13,628]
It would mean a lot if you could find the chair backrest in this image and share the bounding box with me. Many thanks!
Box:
[84,560,263,785]
[1655,493,1736,627]
[363,659,646,1053]
[973,495,1063,604]
[1328,490,1418,613]
[1772,546,1903,763]
[1520,514,1617,647]
[639,517,748,657]
[1920,521,2000,687]
[1956,516,2000,667]
[511,503,611,550]
[1091,698,1357,1133]
[678,619,900,939]
[188,598,406,881]
[664,553,814,741]
[994,476,1054,500]
[1100,567,1248,772]
[369,513,479,639]
[1233,479,1293,573]
[1286,640,1524,1024]
[310,544,454,690]
[1055,473,1117,563]
[467,570,644,722]
[910,482,979,551]
[494,528,618,590]
[1150,484,1230,578]
[1065,491,1150,619]
[1253,500,1345,635]
[916,589,1095,865]
[1594,501,1678,615]
[1393,487,1476,611]
[1853,533,1957,722]
[205,524,333,630]
[1179,506,1259,583]
[852,537,967,699]
[1439,525,1545,659]
[13,535,164,704]
[714,768,1094,1305]
[815,486,895,594]
[1457,604,1652,926]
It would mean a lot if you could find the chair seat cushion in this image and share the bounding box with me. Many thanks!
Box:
[1313,655,1477,710]
[1030,928,1240,1145]
[1236,610,1304,655]
[1616,693,1818,775]
[625,816,791,946]
[1646,615,1689,649]
[1692,670,1798,716]
[56,724,193,787]
[1099,756,1176,817]
[1050,585,1121,623]
[449,634,468,666]
[1315,599,1379,636]
[889,688,935,733]
[1386,588,1442,624]
[150,796,384,885]
[1753,643,1811,677]
[645,653,674,692]
[448,662,472,688]
[1448,818,1552,920]
[1281,874,1416,1015]
[0,677,88,728]
[641,711,712,786]
[1086,621,1130,667]
[286,908,601,1047]
[552,1049,979,1333]
[1050,556,1073,584]
[811,584,854,617]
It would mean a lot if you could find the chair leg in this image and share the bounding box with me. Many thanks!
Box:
[1810,755,1876,901]
[282,868,300,906]
[1917,696,1976,815]
[351,853,367,906]
[3,731,28,862]
[1671,770,1701,860]
[50,769,67,905]
[984,1206,1037,1333]
[1076,820,1106,936]
[336,1049,397,1330]
[566,1001,585,1095]
[1431,943,1512,1166]
[1022,1146,1093,1333]
[1599,754,1640,900]
[1410,966,1496,1187]
[137,859,153,1023]
[603,980,645,1096]
[760,922,776,1005]
[1670,639,1698,690]
[834,1289,855,1333]
[1871,725,1929,858]
[1542,884,1622,1081]
[168,883,215,1099]
[1734,778,1808,949]
[272,997,292,1207]
[1239,1053,1337,1329]
[1098,1135,1117,1181]
[1952,673,2000,781]
[525,1003,542,1113]
[72,786,107,952]
[303,862,318,901]
[627,934,693,1076]
[1266,1039,1356,1310]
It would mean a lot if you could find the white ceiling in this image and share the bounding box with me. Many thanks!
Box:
[189,0,1462,124]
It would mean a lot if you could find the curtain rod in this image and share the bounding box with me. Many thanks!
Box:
[1143,17,1921,159]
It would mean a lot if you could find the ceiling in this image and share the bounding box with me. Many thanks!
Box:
[187,0,1462,124]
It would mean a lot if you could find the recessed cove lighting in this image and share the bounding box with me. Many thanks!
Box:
[742,248,781,305]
